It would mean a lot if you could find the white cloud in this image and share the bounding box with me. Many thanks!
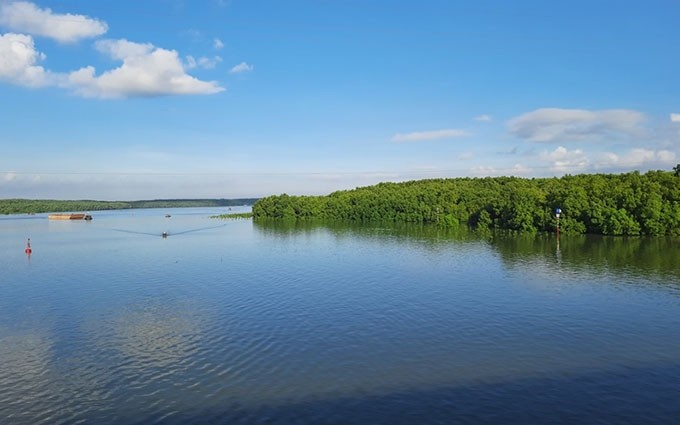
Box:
[392,129,470,142]
[469,164,531,177]
[475,114,492,122]
[670,113,680,122]
[508,108,645,143]
[213,38,224,49]
[96,38,152,59]
[597,148,676,169]
[0,32,53,87]
[540,146,589,173]
[0,4,222,98]
[511,164,531,174]
[229,61,253,74]
[657,150,676,162]
[185,55,222,70]
[458,152,474,160]
[65,39,224,98]
[198,56,222,69]
[0,1,107,42]
[470,166,498,176]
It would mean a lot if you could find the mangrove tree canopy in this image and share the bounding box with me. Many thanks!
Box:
[252,170,680,236]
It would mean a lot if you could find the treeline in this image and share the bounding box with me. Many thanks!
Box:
[252,170,680,236]
[0,198,258,215]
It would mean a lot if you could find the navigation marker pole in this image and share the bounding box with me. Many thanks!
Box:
[555,208,561,236]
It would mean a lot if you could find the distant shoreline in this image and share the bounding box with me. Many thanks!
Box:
[0,198,259,215]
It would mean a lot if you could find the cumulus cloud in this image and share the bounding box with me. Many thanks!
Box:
[96,38,152,59]
[598,148,676,169]
[508,108,645,143]
[392,129,470,142]
[65,39,224,98]
[475,114,492,122]
[470,166,498,176]
[540,146,589,173]
[511,164,531,174]
[229,61,253,74]
[0,1,107,42]
[670,113,680,122]
[213,38,224,49]
[657,150,677,162]
[0,2,223,98]
[0,32,53,87]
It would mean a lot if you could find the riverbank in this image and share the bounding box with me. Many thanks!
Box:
[0,198,258,215]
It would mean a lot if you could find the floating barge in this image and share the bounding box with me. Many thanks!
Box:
[48,213,93,220]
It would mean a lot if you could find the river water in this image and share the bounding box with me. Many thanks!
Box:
[1,207,679,424]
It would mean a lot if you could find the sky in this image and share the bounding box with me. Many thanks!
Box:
[1,0,679,201]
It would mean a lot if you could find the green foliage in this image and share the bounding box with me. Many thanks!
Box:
[253,170,680,236]
[212,212,253,219]
[0,199,126,215]
[0,198,258,215]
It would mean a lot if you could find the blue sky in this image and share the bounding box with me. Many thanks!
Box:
[1,0,679,200]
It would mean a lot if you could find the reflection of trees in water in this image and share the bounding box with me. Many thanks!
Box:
[255,220,680,283]
[253,219,479,245]
[491,233,680,283]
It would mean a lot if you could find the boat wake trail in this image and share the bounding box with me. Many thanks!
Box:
[109,223,228,238]
[171,224,228,236]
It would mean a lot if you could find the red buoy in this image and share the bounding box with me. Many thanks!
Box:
[25,238,32,254]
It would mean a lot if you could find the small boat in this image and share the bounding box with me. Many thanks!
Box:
[48,213,93,220]
[165,214,171,218]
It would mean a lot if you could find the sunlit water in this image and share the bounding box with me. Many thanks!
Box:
[1,207,679,424]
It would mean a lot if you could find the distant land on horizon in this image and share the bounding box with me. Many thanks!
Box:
[0,198,260,215]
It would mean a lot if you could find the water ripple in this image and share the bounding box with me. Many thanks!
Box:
[1,216,680,424]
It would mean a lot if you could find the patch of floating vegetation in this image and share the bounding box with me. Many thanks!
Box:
[212,212,253,219]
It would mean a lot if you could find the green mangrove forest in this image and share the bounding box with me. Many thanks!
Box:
[252,169,680,236]
[0,198,258,215]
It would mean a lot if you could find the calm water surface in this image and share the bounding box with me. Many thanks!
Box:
[1,207,679,424]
